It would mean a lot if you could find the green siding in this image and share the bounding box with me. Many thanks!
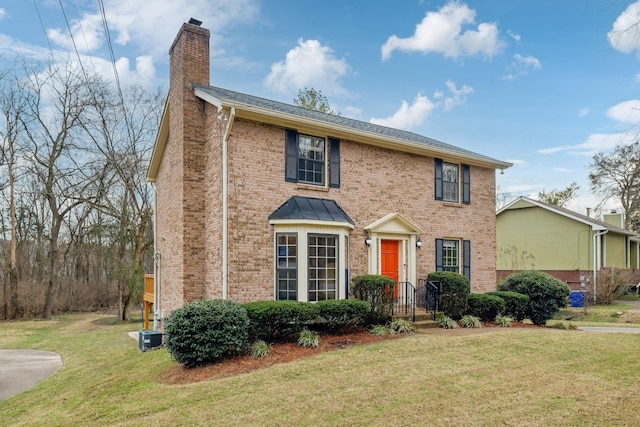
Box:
[497,206,593,270]
[604,233,627,268]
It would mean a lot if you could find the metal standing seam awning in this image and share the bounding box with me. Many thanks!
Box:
[268,196,355,226]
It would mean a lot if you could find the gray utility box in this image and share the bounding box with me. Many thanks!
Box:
[138,330,163,352]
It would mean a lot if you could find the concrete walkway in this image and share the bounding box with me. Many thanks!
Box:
[0,349,62,402]
[578,326,640,334]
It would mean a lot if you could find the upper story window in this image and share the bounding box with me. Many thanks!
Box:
[298,135,325,185]
[285,130,340,188]
[434,158,470,204]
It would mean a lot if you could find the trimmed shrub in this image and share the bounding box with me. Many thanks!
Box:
[487,291,529,321]
[427,271,470,319]
[243,300,319,342]
[314,299,370,332]
[499,270,570,325]
[466,293,506,321]
[164,299,249,367]
[351,274,396,324]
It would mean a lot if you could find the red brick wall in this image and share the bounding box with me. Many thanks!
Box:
[156,23,210,315]
[213,120,498,300]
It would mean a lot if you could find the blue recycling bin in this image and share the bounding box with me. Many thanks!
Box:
[569,290,584,308]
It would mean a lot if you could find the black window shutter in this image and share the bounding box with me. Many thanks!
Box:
[435,238,443,271]
[462,164,470,204]
[434,158,443,200]
[285,130,298,182]
[463,240,471,280]
[329,137,340,188]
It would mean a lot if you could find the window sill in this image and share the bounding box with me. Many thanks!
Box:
[297,183,329,192]
[442,202,462,208]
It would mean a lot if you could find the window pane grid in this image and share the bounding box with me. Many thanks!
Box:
[442,162,459,202]
[298,134,325,185]
[308,234,337,302]
[276,233,297,300]
[443,240,459,273]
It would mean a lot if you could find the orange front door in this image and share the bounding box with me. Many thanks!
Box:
[381,240,399,298]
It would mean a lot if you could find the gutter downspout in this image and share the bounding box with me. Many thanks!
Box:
[222,106,236,300]
[592,229,608,305]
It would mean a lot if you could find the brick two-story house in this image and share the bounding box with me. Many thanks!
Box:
[146,20,512,326]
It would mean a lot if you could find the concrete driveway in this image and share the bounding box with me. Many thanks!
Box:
[0,349,62,402]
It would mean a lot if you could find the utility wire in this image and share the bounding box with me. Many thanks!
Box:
[32,0,55,60]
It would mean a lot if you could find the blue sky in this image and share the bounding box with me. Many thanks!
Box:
[2,0,640,216]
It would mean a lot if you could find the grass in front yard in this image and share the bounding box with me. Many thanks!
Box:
[1,313,640,426]
[553,302,640,325]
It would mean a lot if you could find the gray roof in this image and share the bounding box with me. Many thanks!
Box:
[269,196,354,225]
[194,84,508,166]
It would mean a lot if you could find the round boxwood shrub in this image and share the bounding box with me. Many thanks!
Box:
[427,271,470,319]
[466,293,506,321]
[498,270,570,325]
[487,291,530,321]
[164,299,249,367]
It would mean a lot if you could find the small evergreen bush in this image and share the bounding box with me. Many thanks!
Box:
[427,271,470,319]
[459,315,482,328]
[164,299,249,367]
[466,293,506,321]
[243,300,319,342]
[351,274,396,324]
[499,270,570,325]
[315,299,370,331]
[487,291,529,321]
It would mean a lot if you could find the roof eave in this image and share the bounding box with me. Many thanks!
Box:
[146,97,170,182]
[195,88,512,170]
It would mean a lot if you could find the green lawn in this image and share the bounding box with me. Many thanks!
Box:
[1,312,640,426]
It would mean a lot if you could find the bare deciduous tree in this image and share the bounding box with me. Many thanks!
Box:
[589,142,640,231]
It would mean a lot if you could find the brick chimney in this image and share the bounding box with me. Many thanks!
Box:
[168,20,210,304]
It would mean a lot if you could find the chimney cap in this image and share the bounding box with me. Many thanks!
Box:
[188,18,202,26]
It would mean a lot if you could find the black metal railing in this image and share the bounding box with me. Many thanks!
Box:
[425,280,442,320]
[392,281,416,322]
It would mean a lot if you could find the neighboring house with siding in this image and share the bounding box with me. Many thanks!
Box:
[146,20,512,326]
[496,196,640,292]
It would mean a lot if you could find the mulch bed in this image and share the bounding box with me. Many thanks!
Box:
[158,322,540,385]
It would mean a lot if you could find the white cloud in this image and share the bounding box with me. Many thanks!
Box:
[45,0,260,59]
[507,30,520,42]
[436,79,473,111]
[0,8,6,21]
[538,132,637,156]
[370,94,435,130]
[381,1,504,61]
[342,105,363,119]
[502,53,541,80]
[578,108,589,117]
[264,39,351,96]
[608,1,640,56]
[607,99,640,123]
[371,79,472,130]
[554,168,573,173]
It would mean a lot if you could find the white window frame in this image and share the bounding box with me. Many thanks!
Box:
[272,223,352,302]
